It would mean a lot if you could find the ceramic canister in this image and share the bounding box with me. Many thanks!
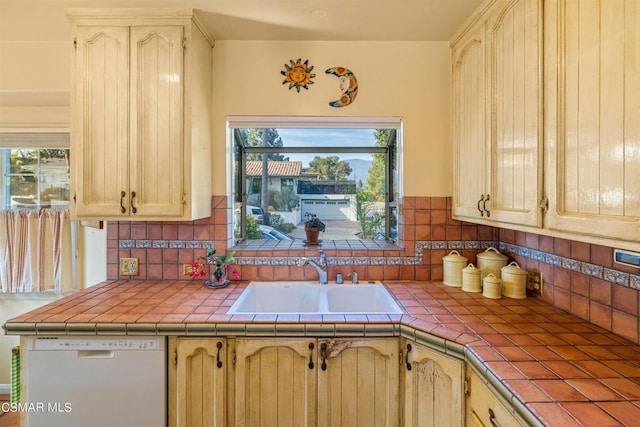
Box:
[461,263,482,293]
[442,250,467,287]
[501,261,527,299]
[476,247,508,279]
[482,273,502,299]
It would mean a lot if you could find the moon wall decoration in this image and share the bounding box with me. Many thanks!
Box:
[325,66,358,107]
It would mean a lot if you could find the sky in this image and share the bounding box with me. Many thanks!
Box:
[276,128,376,166]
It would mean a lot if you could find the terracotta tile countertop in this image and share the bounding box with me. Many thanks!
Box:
[4,280,640,426]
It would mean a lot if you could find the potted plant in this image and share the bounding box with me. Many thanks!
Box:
[304,216,325,244]
[198,248,236,288]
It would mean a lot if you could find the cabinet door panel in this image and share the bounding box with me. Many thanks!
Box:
[488,0,542,226]
[548,0,640,243]
[452,23,489,221]
[235,339,317,427]
[402,341,464,427]
[170,338,226,427]
[317,339,399,427]
[73,26,129,217]
[130,26,184,217]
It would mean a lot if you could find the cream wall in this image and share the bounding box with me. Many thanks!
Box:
[211,40,452,197]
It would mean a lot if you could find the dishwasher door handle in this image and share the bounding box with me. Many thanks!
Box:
[77,350,115,359]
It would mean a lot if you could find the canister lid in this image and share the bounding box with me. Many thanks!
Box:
[443,250,467,262]
[483,273,502,284]
[501,261,527,275]
[477,246,508,261]
[462,263,480,273]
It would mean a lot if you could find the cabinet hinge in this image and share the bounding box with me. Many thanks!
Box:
[182,38,187,49]
[173,349,178,367]
[73,38,77,49]
[539,196,549,213]
[464,378,470,396]
[232,350,236,365]
[182,193,187,205]
[73,193,77,203]
[399,350,403,366]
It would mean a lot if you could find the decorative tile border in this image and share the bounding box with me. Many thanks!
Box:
[499,243,640,290]
[119,239,498,266]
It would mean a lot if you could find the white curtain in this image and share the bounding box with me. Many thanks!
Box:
[0,209,73,293]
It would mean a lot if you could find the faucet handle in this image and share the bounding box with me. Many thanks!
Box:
[351,272,358,284]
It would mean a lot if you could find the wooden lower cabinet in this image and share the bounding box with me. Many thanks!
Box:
[466,367,526,427]
[401,339,465,427]
[234,338,318,427]
[169,337,467,427]
[317,338,399,427]
[169,337,227,427]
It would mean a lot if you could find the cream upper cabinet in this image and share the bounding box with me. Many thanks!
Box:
[317,339,399,427]
[452,0,543,228]
[234,338,318,427]
[452,18,489,222]
[68,9,212,221]
[545,0,640,245]
[168,338,227,427]
[401,339,465,427]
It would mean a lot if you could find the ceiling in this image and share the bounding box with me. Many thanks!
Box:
[0,0,484,42]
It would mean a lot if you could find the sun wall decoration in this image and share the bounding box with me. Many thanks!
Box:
[281,58,316,92]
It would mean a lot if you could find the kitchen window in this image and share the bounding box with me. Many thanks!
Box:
[0,132,75,293]
[0,132,70,209]
[230,117,401,243]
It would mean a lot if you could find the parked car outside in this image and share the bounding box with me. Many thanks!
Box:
[246,205,264,224]
[259,225,293,240]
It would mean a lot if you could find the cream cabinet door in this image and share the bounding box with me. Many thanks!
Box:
[486,0,543,227]
[129,26,184,217]
[546,0,640,245]
[169,338,227,427]
[466,368,526,427]
[452,0,542,227]
[235,338,318,427]
[452,21,490,221]
[72,26,130,218]
[401,340,465,427]
[317,338,399,427]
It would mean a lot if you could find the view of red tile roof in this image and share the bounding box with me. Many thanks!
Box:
[246,161,303,177]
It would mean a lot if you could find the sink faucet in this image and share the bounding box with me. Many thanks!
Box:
[298,250,328,284]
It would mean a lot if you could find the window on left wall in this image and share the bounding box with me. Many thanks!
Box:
[0,132,70,209]
[0,132,75,293]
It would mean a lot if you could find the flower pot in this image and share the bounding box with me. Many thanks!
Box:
[304,226,321,244]
[205,264,229,289]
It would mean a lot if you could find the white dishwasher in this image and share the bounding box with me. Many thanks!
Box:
[25,336,166,427]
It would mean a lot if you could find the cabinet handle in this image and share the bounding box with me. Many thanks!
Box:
[477,194,485,217]
[483,194,490,218]
[216,341,223,368]
[130,191,138,214]
[488,408,499,427]
[308,342,315,369]
[405,343,412,371]
[120,191,126,213]
[320,343,327,371]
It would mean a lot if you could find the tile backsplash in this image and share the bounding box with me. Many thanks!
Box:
[107,195,640,344]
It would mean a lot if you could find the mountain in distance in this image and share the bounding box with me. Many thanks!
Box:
[345,158,372,185]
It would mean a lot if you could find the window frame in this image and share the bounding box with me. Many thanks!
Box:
[0,131,70,210]
[229,117,401,243]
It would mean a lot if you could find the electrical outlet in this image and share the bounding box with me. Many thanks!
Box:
[183,263,204,276]
[119,258,139,276]
[526,269,543,296]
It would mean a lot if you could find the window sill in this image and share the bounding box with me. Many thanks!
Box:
[231,239,403,252]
